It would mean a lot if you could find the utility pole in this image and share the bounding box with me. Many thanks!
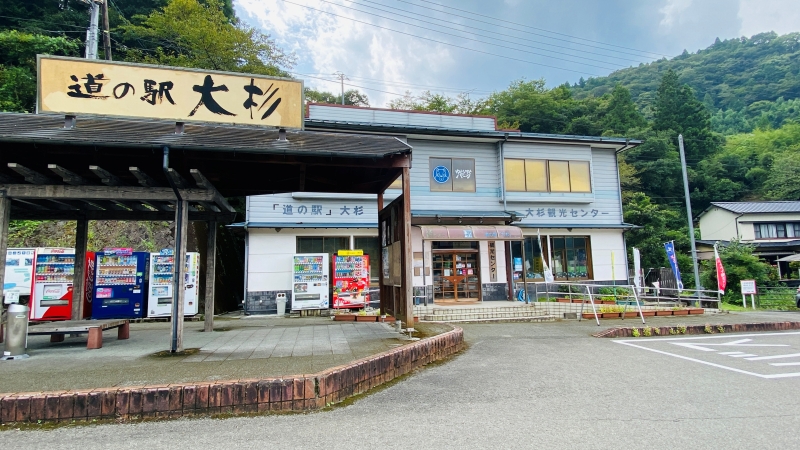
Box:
[84,0,100,59]
[333,71,348,105]
[678,134,702,303]
[101,0,112,60]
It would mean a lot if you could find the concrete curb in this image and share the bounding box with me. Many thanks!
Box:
[593,321,800,338]
[0,326,464,425]
[425,316,557,324]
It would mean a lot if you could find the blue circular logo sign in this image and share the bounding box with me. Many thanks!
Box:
[432,165,450,184]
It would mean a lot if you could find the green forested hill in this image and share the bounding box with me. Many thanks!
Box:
[571,32,800,133]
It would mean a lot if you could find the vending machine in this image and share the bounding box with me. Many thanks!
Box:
[91,249,148,320]
[4,248,35,303]
[291,253,329,311]
[147,250,200,317]
[31,248,75,321]
[332,251,370,309]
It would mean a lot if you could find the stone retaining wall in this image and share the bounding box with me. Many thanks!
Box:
[594,321,800,338]
[0,326,464,425]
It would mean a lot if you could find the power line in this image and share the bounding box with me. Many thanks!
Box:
[318,0,639,68]
[396,0,671,59]
[278,0,604,77]
[305,0,622,71]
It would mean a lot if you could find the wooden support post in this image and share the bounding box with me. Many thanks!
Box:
[171,199,189,353]
[72,218,89,320]
[401,167,414,327]
[203,220,217,332]
[0,193,9,343]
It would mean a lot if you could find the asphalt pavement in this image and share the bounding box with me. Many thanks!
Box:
[5,310,800,449]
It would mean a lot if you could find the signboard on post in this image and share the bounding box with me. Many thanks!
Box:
[740,279,757,309]
[740,280,757,295]
[37,56,304,129]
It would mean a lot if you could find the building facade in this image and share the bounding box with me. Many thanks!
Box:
[239,104,639,313]
[698,201,800,278]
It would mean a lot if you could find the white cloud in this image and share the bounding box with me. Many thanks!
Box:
[738,0,800,36]
[658,0,694,28]
[237,0,455,106]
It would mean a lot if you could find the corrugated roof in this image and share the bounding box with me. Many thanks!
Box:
[0,113,411,158]
[305,119,641,148]
[711,202,800,214]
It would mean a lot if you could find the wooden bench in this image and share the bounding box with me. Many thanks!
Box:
[28,319,130,349]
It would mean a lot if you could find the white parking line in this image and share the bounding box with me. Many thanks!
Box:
[746,352,800,361]
[614,331,800,379]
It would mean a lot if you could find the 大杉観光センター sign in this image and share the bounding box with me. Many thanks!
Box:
[36,56,303,128]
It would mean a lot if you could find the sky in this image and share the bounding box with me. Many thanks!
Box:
[236,0,800,107]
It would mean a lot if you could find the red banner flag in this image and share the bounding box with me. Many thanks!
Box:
[715,245,727,294]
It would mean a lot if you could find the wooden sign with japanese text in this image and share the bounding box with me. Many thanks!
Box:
[37,56,303,129]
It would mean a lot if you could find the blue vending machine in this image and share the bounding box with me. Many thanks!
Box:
[91,249,148,319]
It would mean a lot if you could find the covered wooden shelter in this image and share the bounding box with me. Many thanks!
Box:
[0,112,414,352]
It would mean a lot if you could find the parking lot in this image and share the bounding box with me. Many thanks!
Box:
[6,311,800,449]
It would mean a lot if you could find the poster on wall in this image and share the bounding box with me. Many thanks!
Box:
[382,247,390,282]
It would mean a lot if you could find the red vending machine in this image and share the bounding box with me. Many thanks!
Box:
[30,248,96,321]
[332,250,370,309]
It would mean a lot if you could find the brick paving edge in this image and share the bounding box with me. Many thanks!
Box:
[0,326,465,425]
[593,321,800,338]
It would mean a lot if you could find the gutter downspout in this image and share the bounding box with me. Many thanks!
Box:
[162,146,184,353]
[734,213,744,239]
[615,140,630,283]
[499,133,509,212]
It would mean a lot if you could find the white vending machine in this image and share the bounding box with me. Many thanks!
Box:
[292,253,329,311]
[147,250,200,317]
[4,248,35,303]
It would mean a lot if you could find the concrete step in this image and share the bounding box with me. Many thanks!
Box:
[422,315,557,324]
[421,310,548,322]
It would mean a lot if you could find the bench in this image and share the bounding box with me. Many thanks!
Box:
[28,319,130,349]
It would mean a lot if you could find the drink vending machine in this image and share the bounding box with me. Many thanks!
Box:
[30,248,94,320]
[332,250,370,309]
[291,253,329,311]
[4,248,35,304]
[91,249,148,319]
[147,250,200,317]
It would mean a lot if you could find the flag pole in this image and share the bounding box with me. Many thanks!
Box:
[679,134,702,306]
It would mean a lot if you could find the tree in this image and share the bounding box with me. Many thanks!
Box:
[120,0,293,76]
[0,30,79,112]
[305,88,369,106]
[623,192,686,270]
[388,90,487,115]
[652,69,720,163]
[700,240,775,303]
[601,84,646,136]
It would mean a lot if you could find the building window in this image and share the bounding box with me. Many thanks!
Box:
[504,159,591,193]
[510,237,548,280]
[755,223,799,239]
[550,236,591,279]
[297,237,349,257]
[430,157,475,192]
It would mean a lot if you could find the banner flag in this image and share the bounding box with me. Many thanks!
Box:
[664,241,684,292]
[538,229,554,283]
[715,243,727,294]
[633,248,642,290]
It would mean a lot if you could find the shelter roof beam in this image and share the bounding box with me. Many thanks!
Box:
[48,164,89,185]
[7,163,54,185]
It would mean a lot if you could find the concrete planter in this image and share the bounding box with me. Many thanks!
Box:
[622,311,638,318]
[639,310,656,317]
[672,309,690,316]
[688,308,705,315]
[655,310,673,316]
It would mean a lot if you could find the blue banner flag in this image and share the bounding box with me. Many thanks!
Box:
[664,241,684,292]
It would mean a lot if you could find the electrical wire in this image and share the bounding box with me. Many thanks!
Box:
[314,0,638,68]
[301,0,622,71]
[396,0,671,59]
[278,0,605,77]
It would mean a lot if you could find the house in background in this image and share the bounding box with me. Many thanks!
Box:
[697,201,800,279]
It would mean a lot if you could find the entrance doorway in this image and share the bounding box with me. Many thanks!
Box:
[432,242,480,302]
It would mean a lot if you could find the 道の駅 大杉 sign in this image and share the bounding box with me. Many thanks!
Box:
[36,56,303,129]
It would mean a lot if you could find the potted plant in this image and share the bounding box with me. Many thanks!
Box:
[334,311,357,321]
[688,308,704,315]
[672,307,690,316]
[355,310,377,322]
[622,310,638,318]
[655,309,673,316]
[639,310,656,317]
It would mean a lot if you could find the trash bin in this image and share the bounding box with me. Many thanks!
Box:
[276,293,287,316]
[2,303,30,360]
